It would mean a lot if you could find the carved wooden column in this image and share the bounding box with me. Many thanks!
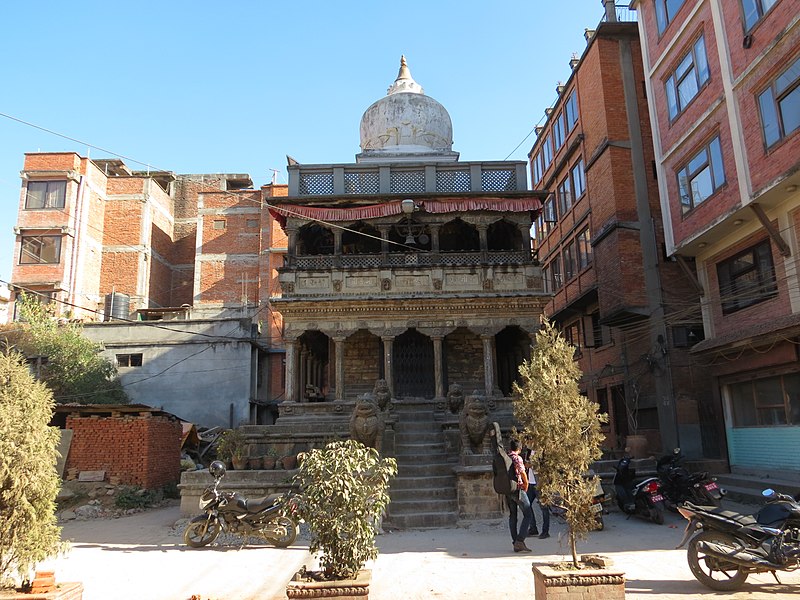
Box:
[299,349,309,401]
[286,226,298,266]
[382,335,394,397]
[477,223,488,262]
[432,335,444,398]
[518,222,532,258]
[481,334,495,398]
[285,338,300,402]
[334,336,345,401]
[378,225,390,263]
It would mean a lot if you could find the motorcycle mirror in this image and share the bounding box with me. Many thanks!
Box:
[762,488,775,498]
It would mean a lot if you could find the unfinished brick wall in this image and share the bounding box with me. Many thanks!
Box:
[65,414,182,489]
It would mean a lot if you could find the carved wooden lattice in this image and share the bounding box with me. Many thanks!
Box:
[390,170,425,193]
[299,172,334,195]
[436,169,471,192]
[344,171,380,194]
[481,169,517,191]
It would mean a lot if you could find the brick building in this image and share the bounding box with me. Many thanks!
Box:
[528,3,721,460]
[9,153,288,427]
[631,0,800,475]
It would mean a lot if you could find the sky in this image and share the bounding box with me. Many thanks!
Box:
[0,0,617,282]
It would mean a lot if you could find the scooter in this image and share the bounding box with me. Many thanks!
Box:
[613,455,666,524]
[657,447,725,510]
[183,460,298,548]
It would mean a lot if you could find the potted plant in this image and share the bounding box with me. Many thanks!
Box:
[0,353,79,598]
[262,447,278,470]
[215,429,248,470]
[286,439,397,599]
[513,320,625,600]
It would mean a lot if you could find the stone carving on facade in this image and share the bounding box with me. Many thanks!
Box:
[372,378,392,411]
[526,276,540,289]
[333,280,342,292]
[446,383,465,415]
[284,282,295,293]
[459,392,490,455]
[350,398,383,450]
[381,278,391,291]
[483,279,493,291]
[433,278,442,290]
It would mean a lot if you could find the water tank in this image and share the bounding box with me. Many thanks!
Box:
[104,292,130,322]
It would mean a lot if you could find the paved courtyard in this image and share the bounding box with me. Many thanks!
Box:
[44,500,800,599]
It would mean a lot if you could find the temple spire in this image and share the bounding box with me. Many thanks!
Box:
[387,55,424,95]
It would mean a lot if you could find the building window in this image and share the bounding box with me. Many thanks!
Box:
[557,177,572,216]
[564,321,582,356]
[577,227,592,269]
[665,36,710,120]
[717,240,777,314]
[570,159,586,199]
[672,324,705,347]
[20,235,61,264]
[116,353,143,367]
[553,111,565,150]
[758,55,800,148]
[535,213,545,243]
[213,220,226,230]
[542,264,551,293]
[678,136,725,213]
[730,372,800,427]
[563,241,576,281]
[542,134,553,168]
[551,255,563,291]
[565,90,578,131]
[590,311,605,347]
[741,0,778,31]
[532,151,543,184]
[25,181,66,210]
[544,195,558,231]
[656,0,686,35]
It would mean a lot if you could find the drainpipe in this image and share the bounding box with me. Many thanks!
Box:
[68,174,87,313]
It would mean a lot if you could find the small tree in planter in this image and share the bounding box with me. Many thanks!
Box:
[0,352,63,589]
[215,429,247,469]
[513,320,608,568]
[291,439,397,583]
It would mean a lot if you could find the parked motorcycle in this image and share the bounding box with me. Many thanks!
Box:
[183,460,298,548]
[548,470,608,531]
[612,455,666,524]
[657,447,725,510]
[677,488,800,591]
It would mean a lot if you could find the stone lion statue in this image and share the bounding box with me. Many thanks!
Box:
[373,378,391,411]
[446,383,464,415]
[350,397,383,451]
[459,392,490,455]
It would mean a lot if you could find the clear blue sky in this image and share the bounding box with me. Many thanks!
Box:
[0,0,614,282]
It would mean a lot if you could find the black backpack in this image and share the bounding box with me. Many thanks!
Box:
[490,423,518,495]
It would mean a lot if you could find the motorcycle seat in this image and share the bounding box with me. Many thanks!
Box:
[684,502,757,526]
[245,495,279,513]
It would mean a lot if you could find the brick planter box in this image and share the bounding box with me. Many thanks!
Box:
[532,561,625,600]
[0,582,83,600]
[286,569,370,599]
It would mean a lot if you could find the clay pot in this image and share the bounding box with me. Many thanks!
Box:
[262,456,276,470]
[625,434,649,459]
[231,456,248,470]
[281,454,298,470]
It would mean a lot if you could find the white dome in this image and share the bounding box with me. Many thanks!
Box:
[358,57,457,163]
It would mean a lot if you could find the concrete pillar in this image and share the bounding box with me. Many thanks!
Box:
[433,336,444,398]
[334,337,345,401]
[382,336,394,397]
[285,339,300,402]
[482,334,495,398]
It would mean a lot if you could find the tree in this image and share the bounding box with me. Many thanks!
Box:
[0,352,63,588]
[292,440,397,580]
[11,293,127,404]
[513,319,607,567]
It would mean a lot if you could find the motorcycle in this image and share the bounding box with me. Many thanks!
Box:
[548,470,608,531]
[677,488,800,591]
[657,447,725,510]
[183,460,298,548]
[612,455,666,524]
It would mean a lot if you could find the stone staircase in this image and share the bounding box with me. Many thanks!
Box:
[713,472,799,505]
[388,403,458,528]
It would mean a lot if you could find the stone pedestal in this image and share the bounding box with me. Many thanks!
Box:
[286,569,370,599]
[454,465,503,519]
[532,562,625,600]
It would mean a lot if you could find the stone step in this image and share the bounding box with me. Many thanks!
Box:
[395,453,452,465]
[394,421,440,433]
[391,475,456,491]
[387,511,458,529]
[397,463,455,477]
[390,498,458,514]
[395,431,444,444]
[390,486,457,501]
[394,442,447,454]
[714,474,798,505]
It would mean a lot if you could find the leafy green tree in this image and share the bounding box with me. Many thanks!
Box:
[0,352,63,587]
[13,293,127,404]
[292,440,397,580]
[513,319,607,567]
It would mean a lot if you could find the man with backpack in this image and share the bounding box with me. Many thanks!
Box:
[491,423,534,553]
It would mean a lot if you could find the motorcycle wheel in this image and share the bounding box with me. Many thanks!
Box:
[265,516,297,548]
[184,515,221,548]
[649,502,665,525]
[687,531,749,591]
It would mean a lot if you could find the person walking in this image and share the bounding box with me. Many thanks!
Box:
[506,439,534,553]
[524,448,550,539]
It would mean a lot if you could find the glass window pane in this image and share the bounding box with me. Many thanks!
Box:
[709,137,725,188]
[779,86,800,137]
[26,182,46,209]
[677,70,699,108]
[759,89,781,146]
[675,53,693,80]
[679,172,693,211]
[741,0,759,29]
[694,37,709,85]
[45,181,66,208]
[775,57,800,95]
[784,373,800,425]
[666,79,678,118]
[730,382,757,426]
[690,166,714,204]
[687,147,708,175]
[666,0,685,21]
[656,0,668,33]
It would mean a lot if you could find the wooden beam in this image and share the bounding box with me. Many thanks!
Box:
[749,203,791,256]
[675,254,705,296]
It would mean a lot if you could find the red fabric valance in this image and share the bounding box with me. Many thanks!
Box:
[268,197,542,227]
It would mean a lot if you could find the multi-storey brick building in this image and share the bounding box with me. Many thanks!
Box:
[9,153,287,426]
[529,2,722,461]
[631,0,800,475]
